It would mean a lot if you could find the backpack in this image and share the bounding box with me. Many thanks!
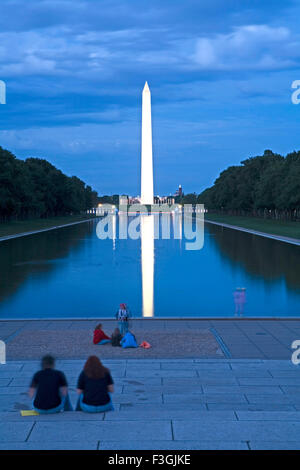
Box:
[121,332,138,348]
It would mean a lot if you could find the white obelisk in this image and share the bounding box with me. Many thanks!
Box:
[141,82,154,205]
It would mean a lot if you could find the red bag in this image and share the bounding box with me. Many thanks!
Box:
[140,341,151,349]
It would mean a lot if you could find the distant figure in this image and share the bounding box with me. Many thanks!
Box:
[233,287,246,316]
[116,303,130,336]
[28,355,72,414]
[76,356,114,413]
[239,288,246,315]
[111,327,122,347]
[93,323,111,345]
[233,288,241,315]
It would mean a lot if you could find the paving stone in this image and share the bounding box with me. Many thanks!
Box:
[69,322,96,329]
[261,360,298,368]
[202,385,283,395]
[28,420,172,442]
[21,321,51,330]
[237,411,300,421]
[163,377,238,385]
[123,385,203,394]
[281,386,300,394]
[0,387,29,395]
[0,379,11,387]
[238,377,300,386]
[104,410,236,421]
[125,370,197,378]
[249,441,300,450]
[268,370,300,377]
[0,364,24,372]
[0,411,107,421]
[57,360,125,365]
[5,371,41,378]
[164,393,247,404]
[120,378,162,386]
[230,352,264,359]
[187,320,212,328]
[245,394,300,404]
[0,328,23,339]
[0,441,98,450]
[112,393,162,404]
[98,440,248,450]
[125,363,161,370]
[229,370,273,378]
[120,403,207,411]
[3,356,300,449]
[230,364,280,371]
[0,395,32,412]
[207,403,296,411]
[161,359,210,363]
[161,363,230,370]
[173,420,300,441]
[292,405,300,411]
[0,422,33,441]
[46,322,73,329]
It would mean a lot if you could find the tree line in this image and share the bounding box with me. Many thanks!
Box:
[0,146,99,221]
[197,149,300,220]
[98,195,120,206]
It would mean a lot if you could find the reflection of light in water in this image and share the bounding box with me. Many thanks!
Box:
[112,214,116,250]
[118,212,128,240]
[141,215,154,317]
[172,212,182,247]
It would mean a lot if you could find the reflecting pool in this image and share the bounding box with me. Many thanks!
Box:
[0,216,299,318]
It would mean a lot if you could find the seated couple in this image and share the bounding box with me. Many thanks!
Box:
[93,324,138,348]
[28,355,114,414]
[93,324,123,346]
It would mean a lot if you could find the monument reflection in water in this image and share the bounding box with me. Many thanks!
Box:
[140,212,182,318]
[141,215,154,317]
[109,211,158,317]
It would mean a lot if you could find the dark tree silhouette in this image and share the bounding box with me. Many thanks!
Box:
[0,146,99,221]
[198,150,300,220]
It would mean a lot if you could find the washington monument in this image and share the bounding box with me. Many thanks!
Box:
[140,82,154,205]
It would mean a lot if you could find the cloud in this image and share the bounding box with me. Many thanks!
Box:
[0,22,299,88]
[0,1,300,194]
[193,24,300,70]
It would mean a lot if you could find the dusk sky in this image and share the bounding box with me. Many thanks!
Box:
[0,0,300,196]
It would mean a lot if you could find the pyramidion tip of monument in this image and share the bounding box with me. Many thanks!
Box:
[143,81,150,92]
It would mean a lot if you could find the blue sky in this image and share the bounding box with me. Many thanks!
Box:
[0,0,300,195]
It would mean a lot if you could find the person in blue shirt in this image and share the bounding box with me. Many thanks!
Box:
[28,355,73,413]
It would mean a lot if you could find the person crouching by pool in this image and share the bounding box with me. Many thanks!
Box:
[93,323,111,345]
[76,356,114,413]
[28,355,73,413]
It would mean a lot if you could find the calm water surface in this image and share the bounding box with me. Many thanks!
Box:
[0,217,299,318]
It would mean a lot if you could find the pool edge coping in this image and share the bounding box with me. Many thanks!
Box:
[205,219,300,246]
[1,317,300,321]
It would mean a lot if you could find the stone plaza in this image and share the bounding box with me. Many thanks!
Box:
[1,319,300,450]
